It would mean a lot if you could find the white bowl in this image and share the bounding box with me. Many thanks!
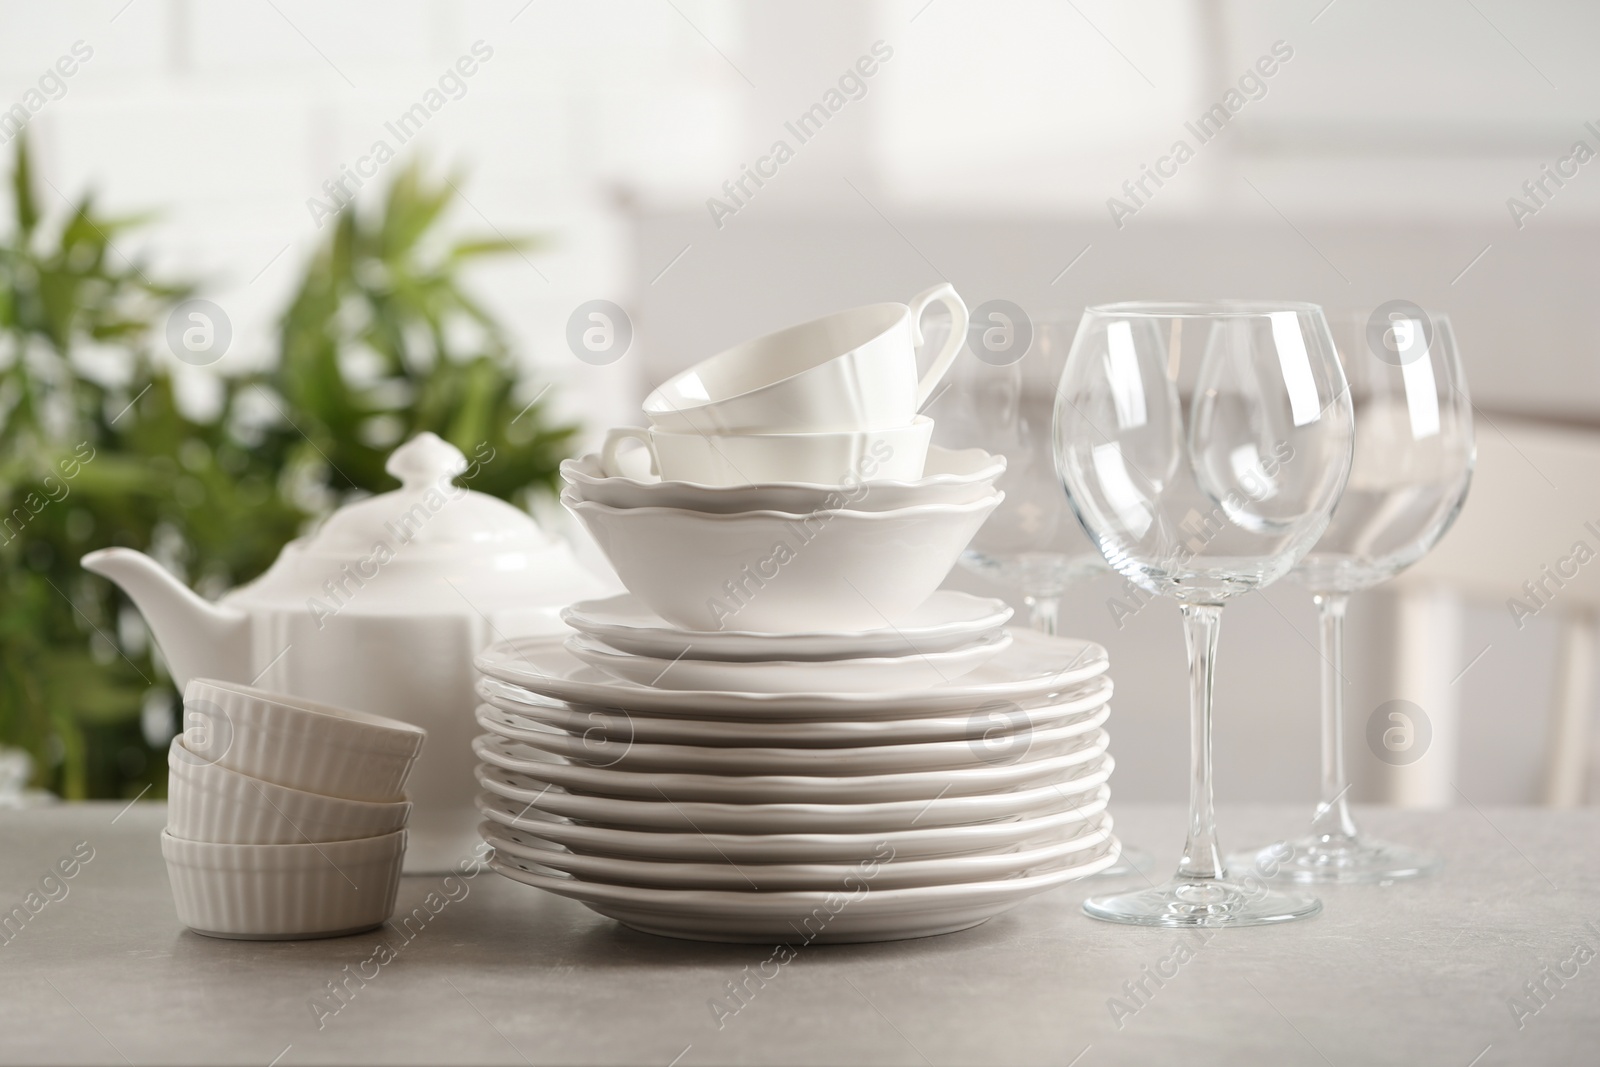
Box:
[561,445,1005,514]
[563,491,1003,632]
[161,829,406,940]
[167,739,411,844]
[181,679,426,802]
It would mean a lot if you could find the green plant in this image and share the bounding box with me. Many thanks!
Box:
[0,138,572,799]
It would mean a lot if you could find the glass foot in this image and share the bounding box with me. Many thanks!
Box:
[1087,845,1156,879]
[1083,876,1322,928]
[1228,835,1439,885]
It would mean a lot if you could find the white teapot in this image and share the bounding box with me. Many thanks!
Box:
[83,432,611,871]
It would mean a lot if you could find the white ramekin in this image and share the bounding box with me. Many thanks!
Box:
[162,829,406,939]
[181,679,426,802]
[167,739,411,844]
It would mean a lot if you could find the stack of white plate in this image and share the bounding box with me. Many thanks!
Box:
[472,593,1117,944]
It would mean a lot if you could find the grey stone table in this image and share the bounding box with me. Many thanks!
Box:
[2,803,1596,1066]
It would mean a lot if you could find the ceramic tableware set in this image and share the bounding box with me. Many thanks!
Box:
[160,678,426,939]
[469,286,1123,942]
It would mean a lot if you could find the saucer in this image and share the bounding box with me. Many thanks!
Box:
[561,590,1013,662]
[565,630,1011,693]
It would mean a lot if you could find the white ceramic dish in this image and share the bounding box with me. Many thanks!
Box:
[167,739,411,844]
[476,628,1108,719]
[562,589,1011,662]
[565,630,1012,694]
[472,730,1109,803]
[161,829,406,940]
[177,679,426,803]
[475,673,1115,746]
[481,817,1113,892]
[561,446,1006,515]
[601,418,932,486]
[477,786,1111,864]
[488,841,1119,943]
[475,756,1113,834]
[563,491,1003,633]
[474,702,1111,775]
[643,285,968,435]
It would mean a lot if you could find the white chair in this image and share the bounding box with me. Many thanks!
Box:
[1388,416,1600,807]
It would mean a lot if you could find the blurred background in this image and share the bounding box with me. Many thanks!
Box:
[2,0,1597,808]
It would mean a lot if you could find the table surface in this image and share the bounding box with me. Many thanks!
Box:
[2,802,1596,1066]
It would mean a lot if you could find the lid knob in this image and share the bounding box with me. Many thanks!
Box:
[386,432,469,490]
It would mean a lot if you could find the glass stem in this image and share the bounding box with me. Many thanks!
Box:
[1310,592,1359,840]
[1024,594,1060,636]
[1177,602,1224,882]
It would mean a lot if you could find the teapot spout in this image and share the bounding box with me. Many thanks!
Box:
[80,547,251,690]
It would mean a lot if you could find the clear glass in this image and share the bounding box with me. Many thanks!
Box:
[937,319,1105,635]
[934,318,1153,877]
[1230,311,1474,883]
[1056,301,1354,926]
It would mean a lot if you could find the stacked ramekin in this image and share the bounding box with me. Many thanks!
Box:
[162,678,426,940]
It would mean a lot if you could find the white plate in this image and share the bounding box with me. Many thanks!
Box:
[474,703,1111,775]
[476,674,1115,747]
[476,786,1111,863]
[475,756,1114,833]
[488,842,1121,943]
[566,631,1012,693]
[475,628,1108,719]
[472,730,1110,803]
[560,446,1007,514]
[480,817,1114,891]
[561,590,1013,662]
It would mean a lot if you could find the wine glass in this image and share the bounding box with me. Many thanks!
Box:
[936,316,1105,634]
[1229,308,1474,883]
[1055,301,1353,927]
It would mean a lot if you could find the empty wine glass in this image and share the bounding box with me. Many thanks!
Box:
[936,317,1105,634]
[1056,301,1353,927]
[1229,308,1474,883]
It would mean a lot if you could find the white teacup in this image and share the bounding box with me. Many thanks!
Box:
[643,284,969,434]
[601,418,933,488]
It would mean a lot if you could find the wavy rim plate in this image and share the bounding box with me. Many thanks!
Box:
[565,630,1012,693]
[487,842,1121,943]
[561,590,1013,662]
[472,730,1110,803]
[480,817,1114,891]
[475,756,1114,833]
[475,674,1114,746]
[475,786,1112,862]
[559,445,1007,496]
[475,628,1108,718]
[473,702,1111,775]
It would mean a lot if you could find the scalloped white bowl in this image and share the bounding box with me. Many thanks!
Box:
[563,490,1003,632]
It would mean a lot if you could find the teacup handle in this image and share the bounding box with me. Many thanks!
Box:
[601,427,660,479]
[908,283,970,409]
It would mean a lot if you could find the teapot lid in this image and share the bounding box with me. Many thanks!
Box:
[304,433,554,558]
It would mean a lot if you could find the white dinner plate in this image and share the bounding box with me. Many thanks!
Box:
[475,628,1108,719]
[480,816,1114,892]
[566,630,1012,693]
[475,674,1115,747]
[561,590,1014,662]
[488,842,1121,943]
[476,786,1111,863]
[474,702,1111,775]
[472,730,1110,803]
[475,757,1114,833]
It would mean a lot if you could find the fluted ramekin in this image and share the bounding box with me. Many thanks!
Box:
[181,679,426,802]
[161,829,405,939]
[167,739,411,844]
